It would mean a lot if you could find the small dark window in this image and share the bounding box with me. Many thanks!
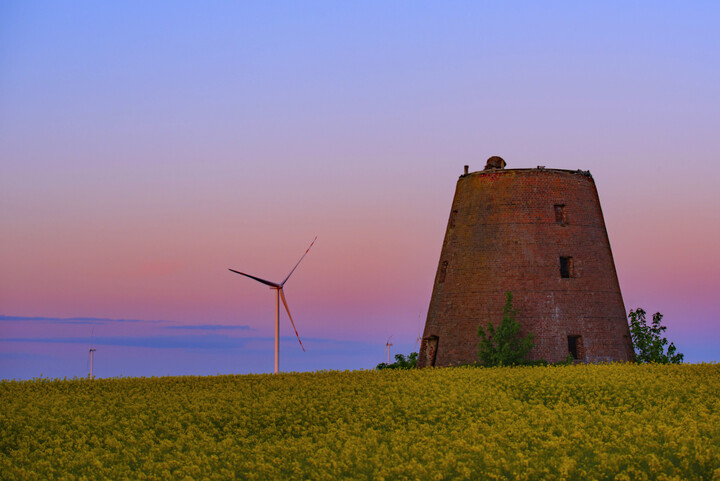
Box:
[438,261,448,283]
[560,256,573,278]
[554,204,567,226]
[568,335,583,360]
[449,210,458,228]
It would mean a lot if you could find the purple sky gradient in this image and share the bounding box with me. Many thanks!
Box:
[1,2,718,378]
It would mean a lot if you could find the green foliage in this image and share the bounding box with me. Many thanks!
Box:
[478,291,534,366]
[628,308,684,364]
[376,352,418,370]
[555,354,576,366]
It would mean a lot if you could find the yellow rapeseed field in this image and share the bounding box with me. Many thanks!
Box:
[1,363,719,480]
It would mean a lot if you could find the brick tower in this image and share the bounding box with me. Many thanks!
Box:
[417,158,634,367]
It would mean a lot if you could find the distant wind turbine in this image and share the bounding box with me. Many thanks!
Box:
[229,237,317,374]
[385,335,393,364]
[88,329,96,380]
[415,312,423,350]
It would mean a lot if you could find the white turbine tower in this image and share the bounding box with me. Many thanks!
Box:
[385,335,393,364]
[89,347,96,380]
[229,237,316,374]
[415,312,423,350]
[88,329,96,380]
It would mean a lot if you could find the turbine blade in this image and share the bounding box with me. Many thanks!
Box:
[280,236,317,287]
[228,269,280,287]
[280,289,305,352]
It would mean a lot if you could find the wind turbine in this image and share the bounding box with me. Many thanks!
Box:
[415,312,423,350]
[385,335,393,364]
[88,329,96,380]
[229,237,316,374]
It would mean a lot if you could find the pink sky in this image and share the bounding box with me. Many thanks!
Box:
[1,2,718,378]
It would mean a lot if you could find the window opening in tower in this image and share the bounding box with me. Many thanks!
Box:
[438,261,449,283]
[568,335,583,360]
[560,256,573,278]
[449,210,458,228]
[554,204,567,226]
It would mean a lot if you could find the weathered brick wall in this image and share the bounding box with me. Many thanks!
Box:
[418,168,634,367]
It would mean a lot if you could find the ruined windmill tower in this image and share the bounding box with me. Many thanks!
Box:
[418,157,634,367]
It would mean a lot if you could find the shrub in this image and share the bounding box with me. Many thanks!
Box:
[376,352,418,370]
[478,292,534,366]
[628,308,683,364]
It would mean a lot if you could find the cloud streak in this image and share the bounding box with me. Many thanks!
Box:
[1,335,249,350]
[0,315,162,325]
[162,324,251,331]
[0,315,252,331]
[0,335,376,352]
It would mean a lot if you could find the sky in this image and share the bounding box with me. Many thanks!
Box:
[1,1,718,379]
